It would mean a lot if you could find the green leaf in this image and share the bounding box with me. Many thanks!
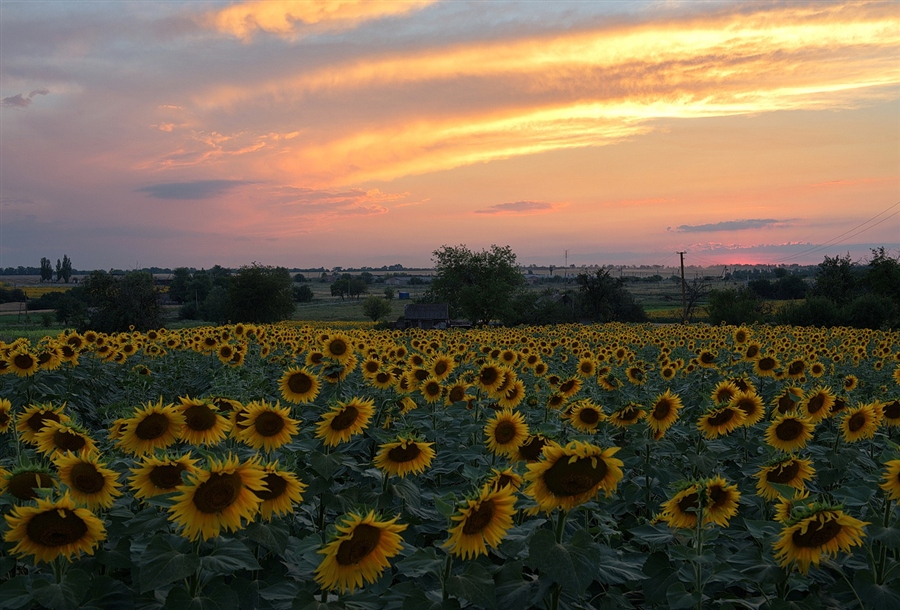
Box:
[401,589,461,610]
[641,552,679,605]
[30,569,91,610]
[434,494,456,518]
[869,525,900,549]
[395,547,443,578]
[199,537,261,576]
[445,561,496,609]
[629,523,675,546]
[593,544,646,585]
[855,569,900,610]
[244,520,290,553]
[0,576,33,610]
[494,560,539,609]
[527,527,600,593]
[309,452,341,479]
[391,477,422,509]
[139,535,202,594]
[666,582,701,610]
[497,518,546,559]
[79,575,135,610]
[164,583,240,610]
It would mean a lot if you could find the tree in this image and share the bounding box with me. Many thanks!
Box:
[811,253,859,305]
[81,270,163,332]
[293,284,314,303]
[707,288,768,325]
[361,295,392,322]
[228,263,295,323]
[40,257,53,282]
[427,244,526,324]
[574,270,646,322]
[61,255,73,283]
[866,247,900,302]
[55,259,63,282]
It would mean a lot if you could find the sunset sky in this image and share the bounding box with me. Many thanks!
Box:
[1,0,898,271]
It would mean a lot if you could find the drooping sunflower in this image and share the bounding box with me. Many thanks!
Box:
[314,511,407,594]
[177,396,232,446]
[16,402,69,444]
[34,421,98,458]
[774,490,811,524]
[237,400,300,452]
[370,370,395,391]
[881,399,900,428]
[524,440,624,512]
[4,466,56,501]
[659,483,701,529]
[315,397,375,447]
[800,386,836,423]
[497,379,526,409]
[567,400,605,433]
[484,408,529,457]
[773,386,804,415]
[55,452,122,510]
[486,467,524,492]
[444,485,517,559]
[607,403,646,429]
[279,366,321,404]
[558,376,584,398]
[840,402,881,443]
[756,456,816,501]
[765,414,815,452]
[772,505,868,574]
[842,374,859,392]
[730,391,766,427]
[373,436,436,478]
[252,462,307,521]
[0,398,12,433]
[697,405,747,439]
[129,453,199,501]
[168,454,267,541]
[4,493,106,564]
[513,434,557,463]
[879,460,900,501]
[704,476,741,527]
[117,398,185,455]
[647,390,682,437]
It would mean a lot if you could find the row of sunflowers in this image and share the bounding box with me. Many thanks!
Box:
[0,321,899,609]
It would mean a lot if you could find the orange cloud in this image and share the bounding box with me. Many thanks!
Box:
[474,201,560,215]
[205,0,436,40]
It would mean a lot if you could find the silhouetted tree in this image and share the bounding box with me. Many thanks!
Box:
[228,263,294,323]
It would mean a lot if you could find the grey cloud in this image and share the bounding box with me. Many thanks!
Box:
[135,180,255,200]
[676,219,784,232]
[474,200,553,214]
[1,88,50,108]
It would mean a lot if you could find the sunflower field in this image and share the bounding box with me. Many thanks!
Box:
[1,322,899,609]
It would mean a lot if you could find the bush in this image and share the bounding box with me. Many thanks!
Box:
[707,289,766,325]
[228,264,295,323]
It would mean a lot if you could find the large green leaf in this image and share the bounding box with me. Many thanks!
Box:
[527,527,600,594]
[445,561,496,609]
[163,582,240,610]
[139,535,201,594]
[395,547,444,578]
[30,569,91,610]
[244,520,291,553]
[0,576,33,610]
[199,537,261,576]
[79,575,135,610]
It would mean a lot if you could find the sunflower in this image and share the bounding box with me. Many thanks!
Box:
[373,436,436,478]
[710,380,739,405]
[430,355,455,382]
[800,386,835,423]
[882,400,900,428]
[419,377,443,404]
[484,408,529,457]
[4,466,56,501]
[842,374,859,392]
[697,405,746,439]
[730,392,766,427]
[314,511,407,594]
[0,398,12,433]
[16,402,69,444]
[177,396,232,446]
[252,462,307,521]
[704,476,741,527]
[129,453,199,501]
[168,454,267,541]
[765,414,815,452]
[371,371,395,391]
[773,386,804,415]
[486,467,524,492]
[7,349,39,377]
[116,398,184,455]
[237,400,299,452]
[774,490,811,524]
[4,493,106,564]
[315,397,375,447]
[279,366,321,404]
[607,403,646,429]
[879,460,900,501]
[55,452,122,510]
[513,434,557,463]
[659,483,702,529]
[497,379,526,409]
[445,381,472,405]
[754,355,780,377]
[524,441,624,512]
[444,485,517,559]
[568,401,605,433]
[34,421,98,458]
[322,333,354,364]
[476,363,507,394]
[773,505,868,573]
[647,389,682,436]
[576,357,597,378]
[756,456,816,501]
[840,402,881,443]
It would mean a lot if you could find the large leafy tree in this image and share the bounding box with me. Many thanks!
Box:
[81,270,162,332]
[228,263,295,323]
[39,257,53,282]
[574,269,646,323]
[428,244,525,324]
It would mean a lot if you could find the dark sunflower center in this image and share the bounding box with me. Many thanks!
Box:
[776,419,803,441]
[328,340,347,357]
[518,437,547,461]
[193,472,243,513]
[0,411,9,425]
[149,464,187,489]
[364,361,380,374]
[53,430,86,452]
[616,407,639,422]
[14,353,36,369]
[767,460,801,484]
[707,408,735,426]
[330,406,359,431]
[414,368,430,382]
[559,380,576,393]
[653,400,672,420]
[387,443,421,463]
[448,386,465,402]
[480,368,499,386]
[494,421,517,444]
[791,517,842,548]
[578,408,600,425]
[735,398,758,417]
[788,361,805,376]
[580,362,593,374]
[8,471,54,500]
[462,500,496,535]
[425,382,440,396]
[183,404,217,431]
[758,357,776,371]
[701,352,715,364]
[335,523,381,566]
[287,372,313,394]
[676,491,699,514]
[26,509,88,548]
[707,485,728,508]
[434,361,449,376]
[543,456,608,497]
[831,398,847,414]
[848,412,866,432]
[735,331,748,343]
[807,395,826,414]
[136,412,170,440]
[38,352,54,365]
[777,394,796,413]
[495,474,514,489]
[884,401,900,420]
[255,411,285,437]
[746,346,760,358]
[70,462,106,494]
[375,372,392,385]
[253,473,288,501]
[27,411,61,433]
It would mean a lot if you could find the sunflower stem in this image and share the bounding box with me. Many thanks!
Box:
[440,553,452,600]
[693,502,705,610]
[644,430,653,518]
[554,509,568,544]
[876,496,894,584]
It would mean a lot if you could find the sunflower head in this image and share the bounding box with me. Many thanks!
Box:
[279,367,321,404]
[315,397,375,447]
[773,504,869,573]
[444,485,517,559]
[4,466,56,501]
[373,436,436,478]
[524,441,624,512]
[3,493,106,564]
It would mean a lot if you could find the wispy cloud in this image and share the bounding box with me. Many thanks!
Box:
[474,201,557,215]
[675,219,788,233]
[136,180,255,200]
[1,88,49,108]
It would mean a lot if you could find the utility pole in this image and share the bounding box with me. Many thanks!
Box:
[678,251,686,323]
[564,250,568,280]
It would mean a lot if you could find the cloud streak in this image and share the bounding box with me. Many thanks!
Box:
[1,88,49,108]
[136,180,255,200]
[474,201,556,215]
[676,219,788,233]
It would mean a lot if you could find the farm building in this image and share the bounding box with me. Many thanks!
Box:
[399,303,450,329]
